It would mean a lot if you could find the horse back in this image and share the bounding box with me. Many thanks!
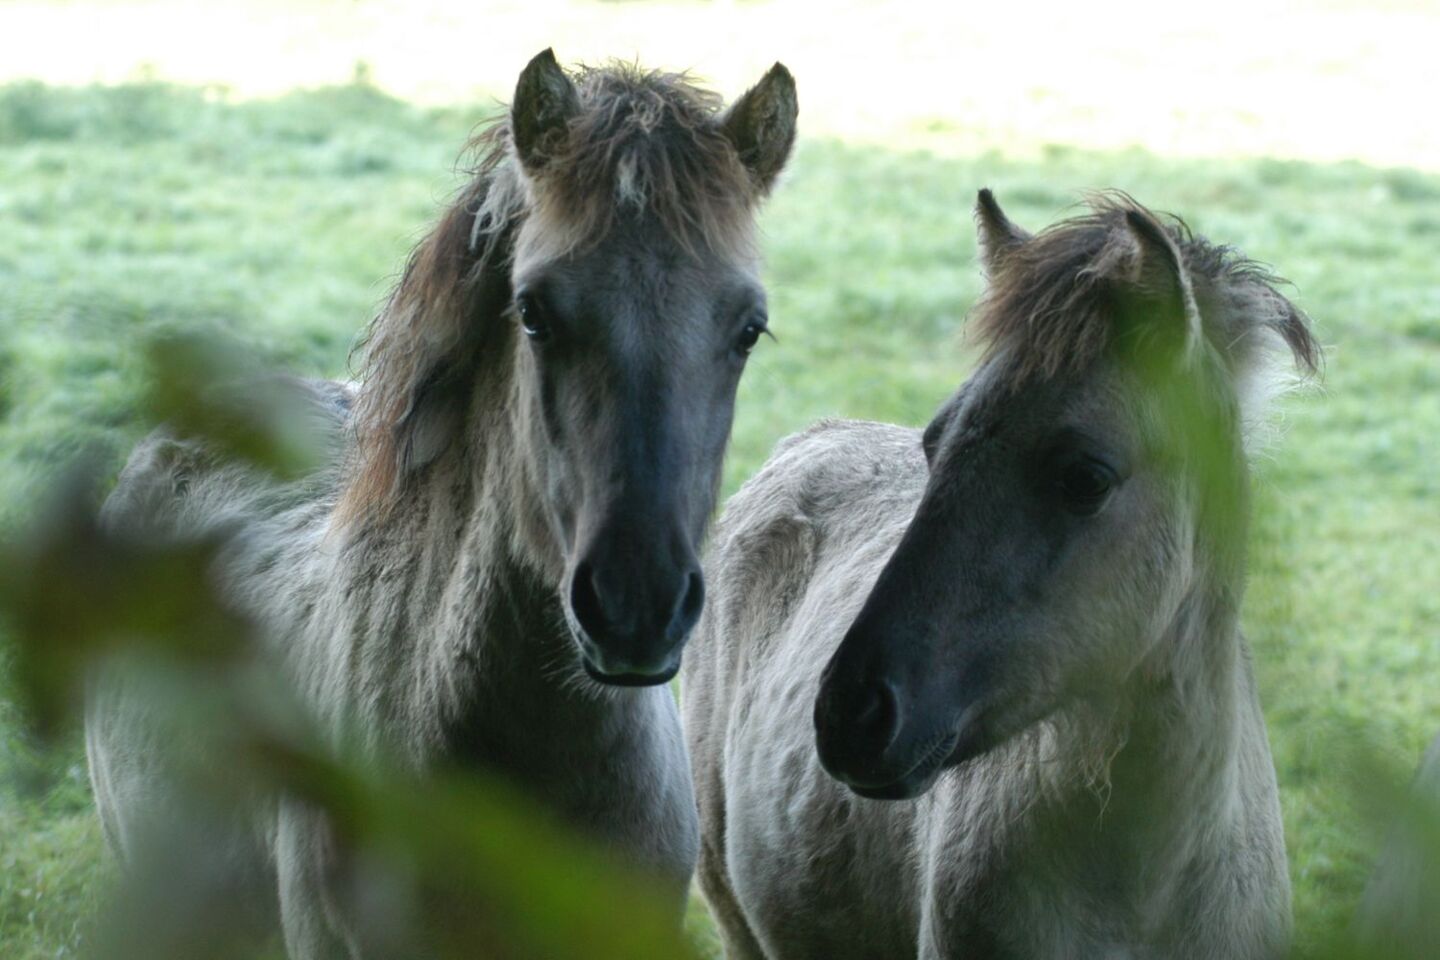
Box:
[102,375,354,542]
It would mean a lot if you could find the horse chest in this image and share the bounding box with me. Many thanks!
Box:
[917,814,1199,960]
[442,664,699,885]
[725,682,923,957]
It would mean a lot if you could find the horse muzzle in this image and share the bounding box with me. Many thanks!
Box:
[815,664,992,800]
[566,534,704,686]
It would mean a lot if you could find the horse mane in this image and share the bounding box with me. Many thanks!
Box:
[970,193,1321,401]
[334,63,762,529]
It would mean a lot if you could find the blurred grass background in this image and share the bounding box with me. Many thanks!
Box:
[0,1,1437,957]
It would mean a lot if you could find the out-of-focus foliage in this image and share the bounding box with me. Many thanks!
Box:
[141,335,328,481]
[0,342,701,959]
[0,76,1437,958]
[1344,737,1440,960]
[0,466,243,740]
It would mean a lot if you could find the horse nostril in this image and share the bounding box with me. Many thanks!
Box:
[569,560,608,640]
[667,569,705,642]
[852,679,901,751]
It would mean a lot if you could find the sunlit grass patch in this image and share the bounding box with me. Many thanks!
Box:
[2,0,1437,169]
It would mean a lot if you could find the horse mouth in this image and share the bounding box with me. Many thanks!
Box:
[580,656,680,688]
[848,728,960,801]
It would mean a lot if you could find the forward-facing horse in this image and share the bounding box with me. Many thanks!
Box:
[684,192,1318,958]
[87,50,797,957]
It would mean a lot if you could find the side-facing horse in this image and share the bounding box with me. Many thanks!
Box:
[684,192,1318,958]
[87,50,797,957]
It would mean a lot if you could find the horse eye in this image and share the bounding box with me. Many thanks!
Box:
[1058,458,1117,514]
[921,419,945,464]
[736,317,768,355]
[515,294,551,342]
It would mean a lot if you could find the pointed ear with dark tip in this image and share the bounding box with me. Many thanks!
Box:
[1094,209,1203,353]
[721,63,798,194]
[974,189,1030,276]
[511,48,580,173]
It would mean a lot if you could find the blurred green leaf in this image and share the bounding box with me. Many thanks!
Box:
[0,356,697,958]
[141,334,327,481]
[0,461,248,740]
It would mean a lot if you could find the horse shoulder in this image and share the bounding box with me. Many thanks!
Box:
[688,415,924,743]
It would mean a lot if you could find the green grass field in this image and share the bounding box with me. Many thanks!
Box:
[1,79,1437,958]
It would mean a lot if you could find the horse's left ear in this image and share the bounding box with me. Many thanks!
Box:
[1095,208,1204,357]
[512,48,580,173]
[974,189,1030,276]
[721,63,798,194]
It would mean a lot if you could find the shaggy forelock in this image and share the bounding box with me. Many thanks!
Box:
[503,61,760,265]
[971,193,1321,409]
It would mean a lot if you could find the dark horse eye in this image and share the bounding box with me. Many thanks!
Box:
[515,294,550,341]
[736,317,768,355]
[921,418,944,464]
[1058,458,1117,514]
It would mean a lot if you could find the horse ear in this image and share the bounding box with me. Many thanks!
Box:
[974,189,1030,276]
[511,48,580,173]
[397,367,465,474]
[721,63,798,194]
[392,208,517,477]
[1094,208,1203,355]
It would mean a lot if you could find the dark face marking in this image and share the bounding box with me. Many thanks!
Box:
[514,214,768,685]
[814,355,1197,799]
[809,190,1316,799]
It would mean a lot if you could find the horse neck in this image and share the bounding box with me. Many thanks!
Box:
[1112,581,1247,844]
[1097,475,1257,858]
[1018,559,1251,918]
[335,344,664,777]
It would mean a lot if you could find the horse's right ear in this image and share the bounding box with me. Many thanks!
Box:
[512,48,580,173]
[721,63,798,194]
[1098,208,1204,358]
[974,189,1030,276]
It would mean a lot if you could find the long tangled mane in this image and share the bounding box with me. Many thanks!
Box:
[334,63,761,528]
[971,193,1321,392]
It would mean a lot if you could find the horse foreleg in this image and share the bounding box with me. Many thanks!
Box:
[277,803,364,960]
[696,833,771,960]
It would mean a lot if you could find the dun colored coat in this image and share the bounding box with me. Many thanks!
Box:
[87,50,796,958]
[684,192,1318,959]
